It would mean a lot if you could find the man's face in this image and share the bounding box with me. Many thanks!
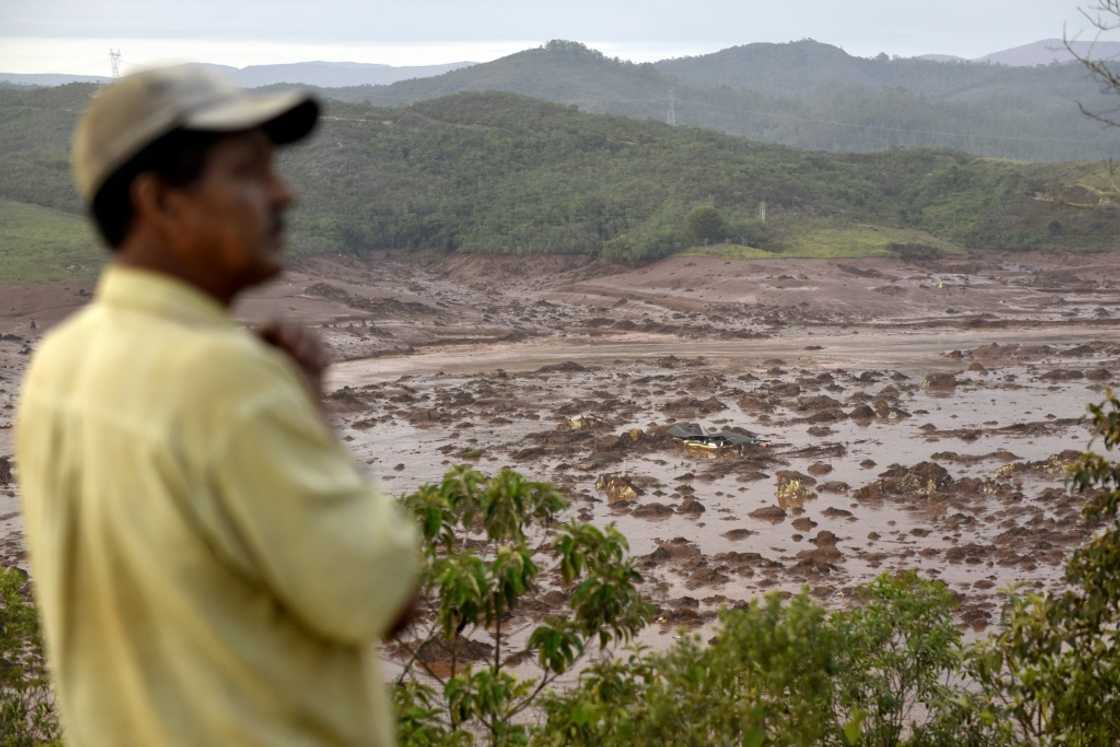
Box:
[167,130,294,293]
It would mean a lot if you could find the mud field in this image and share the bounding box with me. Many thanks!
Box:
[1,249,1119,651]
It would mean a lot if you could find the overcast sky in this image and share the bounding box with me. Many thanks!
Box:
[2,0,1117,74]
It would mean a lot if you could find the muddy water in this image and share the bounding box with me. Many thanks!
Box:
[330,325,1115,384]
[330,326,1118,645]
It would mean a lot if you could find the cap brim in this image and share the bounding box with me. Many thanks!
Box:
[183,90,320,145]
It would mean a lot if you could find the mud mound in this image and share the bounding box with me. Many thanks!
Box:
[854,462,953,501]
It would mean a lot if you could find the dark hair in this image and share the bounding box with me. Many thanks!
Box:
[90,129,223,250]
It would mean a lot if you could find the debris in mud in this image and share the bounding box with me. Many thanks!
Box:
[668,422,767,453]
[931,450,1020,464]
[565,415,603,431]
[596,474,648,503]
[994,450,1083,480]
[777,476,817,511]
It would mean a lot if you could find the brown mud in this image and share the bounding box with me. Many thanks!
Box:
[2,249,1119,653]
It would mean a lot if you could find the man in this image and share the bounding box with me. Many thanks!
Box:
[15,65,420,745]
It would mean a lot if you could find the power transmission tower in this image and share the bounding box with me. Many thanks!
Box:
[109,50,122,78]
[667,89,677,127]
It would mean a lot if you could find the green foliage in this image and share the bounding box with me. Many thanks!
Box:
[685,205,728,245]
[395,466,652,746]
[2,85,1118,275]
[831,572,961,747]
[0,566,60,746]
[536,572,962,747]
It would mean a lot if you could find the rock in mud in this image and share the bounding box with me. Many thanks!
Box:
[534,361,589,374]
[414,637,494,668]
[819,481,850,493]
[664,396,726,417]
[0,456,10,484]
[849,404,876,420]
[923,372,959,390]
[633,502,675,519]
[854,461,953,501]
[791,517,818,532]
[679,498,706,515]
[749,505,787,523]
[722,528,754,540]
[1039,369,1084,382]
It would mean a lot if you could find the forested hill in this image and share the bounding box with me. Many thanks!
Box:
[315,40,1120,162]
[2,83,1117,273]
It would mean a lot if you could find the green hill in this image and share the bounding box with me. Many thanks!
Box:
[0,199,100,281]
[1,84,1117,272]
[314,40,1120,162]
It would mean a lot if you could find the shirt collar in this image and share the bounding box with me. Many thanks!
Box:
[95,264,233,326]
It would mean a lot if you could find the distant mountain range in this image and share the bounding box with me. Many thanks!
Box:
[4,36,1118,91]
[0,60,475,89]
[5,38,1120,161]
[979,38,1120,66]
[310,39,1120,161]
[915,38,1120,66]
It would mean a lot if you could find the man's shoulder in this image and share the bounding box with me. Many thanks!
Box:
[178,325,305,407]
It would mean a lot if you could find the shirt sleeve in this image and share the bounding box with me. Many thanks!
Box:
[208,382,421,645]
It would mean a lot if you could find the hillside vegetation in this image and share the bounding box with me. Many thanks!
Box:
[1,83,1118,271]
[316,40,1120,162]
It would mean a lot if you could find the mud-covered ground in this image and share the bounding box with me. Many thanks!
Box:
[1,249,1118,660]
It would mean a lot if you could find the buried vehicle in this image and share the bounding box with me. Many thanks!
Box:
[668,422,768,454]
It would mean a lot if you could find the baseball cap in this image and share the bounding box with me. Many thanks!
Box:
[73,64,320,204]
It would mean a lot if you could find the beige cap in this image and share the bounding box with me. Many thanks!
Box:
[73,64,320,204]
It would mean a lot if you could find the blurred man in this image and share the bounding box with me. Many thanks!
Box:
[15,65,420,745]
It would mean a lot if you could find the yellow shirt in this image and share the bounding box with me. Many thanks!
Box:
[16,265,420,746]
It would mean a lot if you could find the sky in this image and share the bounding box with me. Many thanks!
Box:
[1,0,1118,75]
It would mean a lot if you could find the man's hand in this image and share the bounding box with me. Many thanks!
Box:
[257,320,330,401]
[386,591,421,640]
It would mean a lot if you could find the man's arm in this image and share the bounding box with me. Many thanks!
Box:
[208,366,421,644]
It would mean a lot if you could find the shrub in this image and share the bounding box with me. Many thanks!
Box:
[685,205,727,245]
[393,466,652,746]
[0,566,60,746]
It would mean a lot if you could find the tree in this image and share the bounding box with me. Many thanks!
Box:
[1067,2,1120,128]
[685,205,727,245]
[393,466,652,747]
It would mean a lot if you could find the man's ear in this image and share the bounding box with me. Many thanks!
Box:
[130,173,170,231]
